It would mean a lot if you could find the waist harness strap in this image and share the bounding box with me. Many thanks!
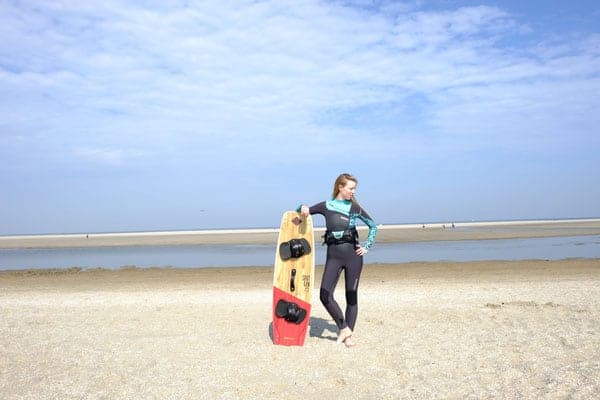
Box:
[322,228,358,246]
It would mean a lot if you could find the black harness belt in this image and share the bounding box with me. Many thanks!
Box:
[322,228,358,246]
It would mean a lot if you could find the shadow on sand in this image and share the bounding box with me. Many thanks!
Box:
[308,317,337,341]
[268,317,337,344]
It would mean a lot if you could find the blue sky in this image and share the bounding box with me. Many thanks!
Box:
[1,1,599,234]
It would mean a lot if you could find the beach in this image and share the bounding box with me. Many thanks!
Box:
[1,259,599,399]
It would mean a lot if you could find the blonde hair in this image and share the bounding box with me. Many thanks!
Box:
[332,173,358,199]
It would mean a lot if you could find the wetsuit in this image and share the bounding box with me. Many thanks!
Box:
[301,199,377,331]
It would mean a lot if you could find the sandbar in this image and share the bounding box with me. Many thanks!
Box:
[1,218,599,249]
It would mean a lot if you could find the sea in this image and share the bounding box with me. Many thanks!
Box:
[0,234,599,271]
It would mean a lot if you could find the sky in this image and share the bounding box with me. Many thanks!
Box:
[1,0,599,235]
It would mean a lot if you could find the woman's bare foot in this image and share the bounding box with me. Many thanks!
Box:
[343,336,356,348]
[337,327,353,344]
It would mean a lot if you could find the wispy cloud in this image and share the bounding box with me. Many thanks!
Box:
[73,146,147,166]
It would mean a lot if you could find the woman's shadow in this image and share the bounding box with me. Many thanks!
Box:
[308,317,337,341]
[268,317,337,343]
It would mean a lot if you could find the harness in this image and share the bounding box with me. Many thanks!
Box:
[322,228,359,246]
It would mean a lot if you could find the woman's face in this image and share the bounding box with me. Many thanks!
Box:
[338,180,357,201]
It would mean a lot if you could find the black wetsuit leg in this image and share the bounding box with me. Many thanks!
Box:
[319,242,364,331]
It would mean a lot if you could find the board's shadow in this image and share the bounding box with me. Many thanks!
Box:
[268,317,337,343]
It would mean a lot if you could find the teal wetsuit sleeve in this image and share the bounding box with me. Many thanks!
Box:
[357,208,377,250]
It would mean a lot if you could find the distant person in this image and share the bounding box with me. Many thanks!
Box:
[298,173,377,348]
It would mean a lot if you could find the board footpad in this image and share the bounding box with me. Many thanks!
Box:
[275,299,307,324]
[279,238,311,260]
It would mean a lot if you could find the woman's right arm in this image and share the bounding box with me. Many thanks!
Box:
[296,201,326,217]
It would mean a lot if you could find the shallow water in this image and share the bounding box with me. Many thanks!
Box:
[0,235,598,271]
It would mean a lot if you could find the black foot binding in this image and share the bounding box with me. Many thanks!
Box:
[279,238,311,260]
[275,299,307,324]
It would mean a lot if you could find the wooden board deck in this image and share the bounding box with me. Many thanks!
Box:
[272,211,315,346]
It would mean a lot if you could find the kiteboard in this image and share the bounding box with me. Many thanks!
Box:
[272,211,315,346]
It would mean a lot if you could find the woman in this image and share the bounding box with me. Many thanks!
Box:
[299,173,377,347]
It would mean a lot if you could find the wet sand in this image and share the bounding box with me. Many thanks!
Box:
[1,259,599,399]
[1,218,600,249]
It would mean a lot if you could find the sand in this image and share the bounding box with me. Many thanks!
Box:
[1,259,599,399]
[2,218,600,249]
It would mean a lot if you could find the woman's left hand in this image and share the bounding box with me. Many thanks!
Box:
[355,246,368,256]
